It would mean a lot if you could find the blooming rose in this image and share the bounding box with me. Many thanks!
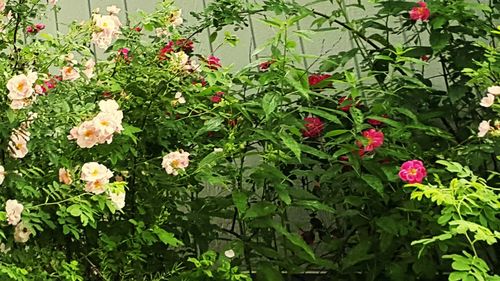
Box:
[59,168,72,185]
[14,222,31,243]
[302,117,324,138]
[7,72,37,100]
[84,179,108,194]
[162,150,190,176]
[488,86,500,96]
[68,120,100,148]
[478,120,491,137]
[92,14,121,49]
[480,94,495,107]
[61,66,80,81]
[5,200,23,226]
[359,129,384,152]
[399,160,427,184]
[109,191,125,209]
[0,165,4,185]
[409,1,430,21]
[81,162,113,182]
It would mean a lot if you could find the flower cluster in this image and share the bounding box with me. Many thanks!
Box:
[91,6,122,49]
[162,150,190,176]
[5,199,31,243]
[26,23,45,34]
[478,86,500,137]
[68,100,124,148]
[80,162,113,194]
[6,71,38,109]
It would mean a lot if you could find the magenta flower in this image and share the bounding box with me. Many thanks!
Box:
[359,129,384,152]
[302,117,324,138]
[207,55,222,70]
[210,91,224,103]
[409,2,430,21]
[399,160,427,183]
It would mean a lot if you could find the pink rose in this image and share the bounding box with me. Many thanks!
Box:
[399,160,427,184]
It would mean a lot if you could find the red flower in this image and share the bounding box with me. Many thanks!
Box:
[399,160,427,183]
[118,48,131,62]
[421,55,430,62]
[308,74,332,87]
[35,23,45,31]
[338,97,354,112]
[409,2,430,21]
[228,119,238,127]
[357,129,384,152]
[211,91,224,103]
[259,60,274,71]
[133,27,142,32]
[158,39,194,60]
[26,26,35,33]
[207,55,222,70]
[302,117,324,138]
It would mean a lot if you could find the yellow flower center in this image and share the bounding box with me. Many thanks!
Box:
[409,168,417,176]
[171,159,180,169]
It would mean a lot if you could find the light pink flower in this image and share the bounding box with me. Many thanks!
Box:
[98,99,120,113]
[81,162,113,182]
[0,165,4,185]
[399,160,427,184]
[478,120,491,137]
[106,5,120,15]
[58,168,72,185]
[162,150,190,175]
[8,134,29,158]
[488,86,500,96]
[84,178,108,194]
[171,92,186,106]
[9,99,30,110]
[92,14,121,49]
[70,120,100,148]
[5,200,23,226]
[109,191,125,209]
[7,73,37,100]
[14,222,31,243]
[61,66,80,81]
[480,94,495,107]
[0,1,6,12]
[83,59,95,79]
[48,0,58,5]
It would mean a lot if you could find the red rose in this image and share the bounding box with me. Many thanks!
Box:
[302,117,324,138]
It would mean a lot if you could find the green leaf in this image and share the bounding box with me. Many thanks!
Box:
[300,107,341,124]
[280,132,301,161]
[361,174,384,195]
[430,31,451,53]
[152,227,184,247]
[67,204,82,217]
[256,263,284,281]
[262,92,280,120]
[342,240,374,270]
[243,202,277,220]
[232,191,248,214]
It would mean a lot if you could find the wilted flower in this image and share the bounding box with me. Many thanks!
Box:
[162,150,190,176]
[58,168,72,185]
[259,60,274,71]
[302,117,324,138]
[480,94,496,107]
[6,199,23,226]
[478,120,491,137]
[169,9,183,27]
[409,1,430,21]
[206,55,222,70]
[14,222,31,243]
[399,160,427,184]
[8,133,29,158]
